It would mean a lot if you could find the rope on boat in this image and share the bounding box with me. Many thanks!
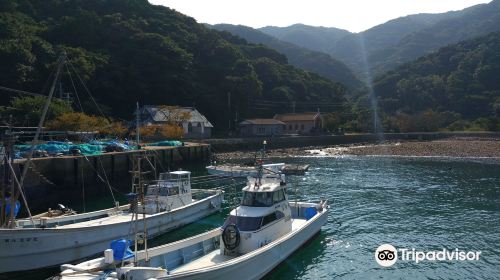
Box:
[81,154,125,197]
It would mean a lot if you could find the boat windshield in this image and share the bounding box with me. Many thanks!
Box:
[223,215,262,231]
[241,191,273,207]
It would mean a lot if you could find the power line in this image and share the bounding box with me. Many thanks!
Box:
[0,85,63,100]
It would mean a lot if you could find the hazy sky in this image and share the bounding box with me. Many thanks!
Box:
[149,0,491,32]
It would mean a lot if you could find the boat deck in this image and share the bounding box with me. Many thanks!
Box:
[173,249,234,273]
[291,218,307,230]
[57,212,141,228]
[171,218,308,273]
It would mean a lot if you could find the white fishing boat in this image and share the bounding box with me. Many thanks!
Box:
[0,170,223,273]
[57,165,328,280]
[206,162,284,178]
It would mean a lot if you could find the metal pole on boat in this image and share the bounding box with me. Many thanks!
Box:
[142,156,149,263]
[0,144,5,226]
[136,102,140,148]
[258,140,266,186]
[295,177,299,218]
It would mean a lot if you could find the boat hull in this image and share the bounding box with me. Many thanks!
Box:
[165,206,327,280]
[0,192,223,273]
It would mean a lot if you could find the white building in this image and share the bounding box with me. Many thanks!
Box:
[137,105,213,138]
[239,119,285,137]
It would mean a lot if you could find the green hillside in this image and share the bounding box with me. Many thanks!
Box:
[211,24,364,90]
[373,31,500,132]
[0,0,349,131]
[260,1,500,80]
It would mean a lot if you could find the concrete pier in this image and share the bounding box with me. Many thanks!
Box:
[12,143,211,212]
[201,132,500,152]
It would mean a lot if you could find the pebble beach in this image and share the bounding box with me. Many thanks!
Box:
[215,137,500,161]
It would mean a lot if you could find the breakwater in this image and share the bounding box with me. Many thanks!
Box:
[12,143,210,212]
[201,132,500,152]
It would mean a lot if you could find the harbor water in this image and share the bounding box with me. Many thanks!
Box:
[7,156,500,279]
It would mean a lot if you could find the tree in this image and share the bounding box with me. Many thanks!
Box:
[159,124,184,139]
[47,111,127,136]
[0,96,72,126]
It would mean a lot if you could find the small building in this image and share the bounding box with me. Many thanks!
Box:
[137,105,213,138]
[274,112,323,134]
[239,119,285,137]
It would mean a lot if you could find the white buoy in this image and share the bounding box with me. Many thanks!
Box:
[104,249,114,264]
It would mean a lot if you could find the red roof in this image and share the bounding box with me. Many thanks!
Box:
[274,112,320,122]
[240,119,286,125]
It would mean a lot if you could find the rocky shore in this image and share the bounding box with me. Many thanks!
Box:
[215,137,500,161]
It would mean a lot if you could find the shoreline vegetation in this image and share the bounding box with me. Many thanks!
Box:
[215,137,500,161]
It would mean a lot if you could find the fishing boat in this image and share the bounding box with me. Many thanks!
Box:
[0,53,223,273]
[57,161,328,280]
[206,162,284,178]
[0,169,223,273]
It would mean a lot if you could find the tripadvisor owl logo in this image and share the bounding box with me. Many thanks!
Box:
[374,244,482,267]
[375,244,398,267]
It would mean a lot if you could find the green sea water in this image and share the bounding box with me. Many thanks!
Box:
[6,156,500,279]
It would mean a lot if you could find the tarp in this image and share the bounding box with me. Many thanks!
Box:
[14,140,136,157]
[70,144,103,155]
[145,140,183,147]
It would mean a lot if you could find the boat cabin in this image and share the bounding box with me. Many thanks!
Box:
[142,171,193,214]
[221,175,292,255]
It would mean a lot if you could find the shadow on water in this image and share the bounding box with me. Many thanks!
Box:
[263,232,328,280]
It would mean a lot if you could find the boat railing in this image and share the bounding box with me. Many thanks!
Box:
[136,228,220,260]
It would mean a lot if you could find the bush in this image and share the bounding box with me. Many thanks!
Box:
[47,112,127,136]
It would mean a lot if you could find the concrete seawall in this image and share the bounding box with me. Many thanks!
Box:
[12,143,210,212]
[201,132,500,152]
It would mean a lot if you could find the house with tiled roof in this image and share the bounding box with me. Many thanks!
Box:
[137,105,213,138]
[239,119,285,137]
[274,112,323,134]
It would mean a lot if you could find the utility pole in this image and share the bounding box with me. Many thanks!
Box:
[292,101,296,113]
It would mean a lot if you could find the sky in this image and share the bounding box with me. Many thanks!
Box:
[149,0,491,33]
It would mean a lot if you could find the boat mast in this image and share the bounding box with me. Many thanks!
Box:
[131,153,150,264]
[15,52,66,202]
[3,52,66,228]
[257,140,267,186]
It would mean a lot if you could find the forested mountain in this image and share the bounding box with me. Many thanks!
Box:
[373,31,500,132]
[0,0,349,131]
[260,0,500,80]
[210,24,364,90]
[260,24,351,54]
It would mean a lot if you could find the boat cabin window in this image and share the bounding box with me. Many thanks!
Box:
[262,211,285,228]
[224,215,262,231]
[168,186,179,196]
[272,189,286,203]
[159,187,169,196]
[241,191,273,207]
[147,185,179,196]
[241,189,286,207]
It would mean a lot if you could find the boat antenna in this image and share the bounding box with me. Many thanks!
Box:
[257,140,266,186]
